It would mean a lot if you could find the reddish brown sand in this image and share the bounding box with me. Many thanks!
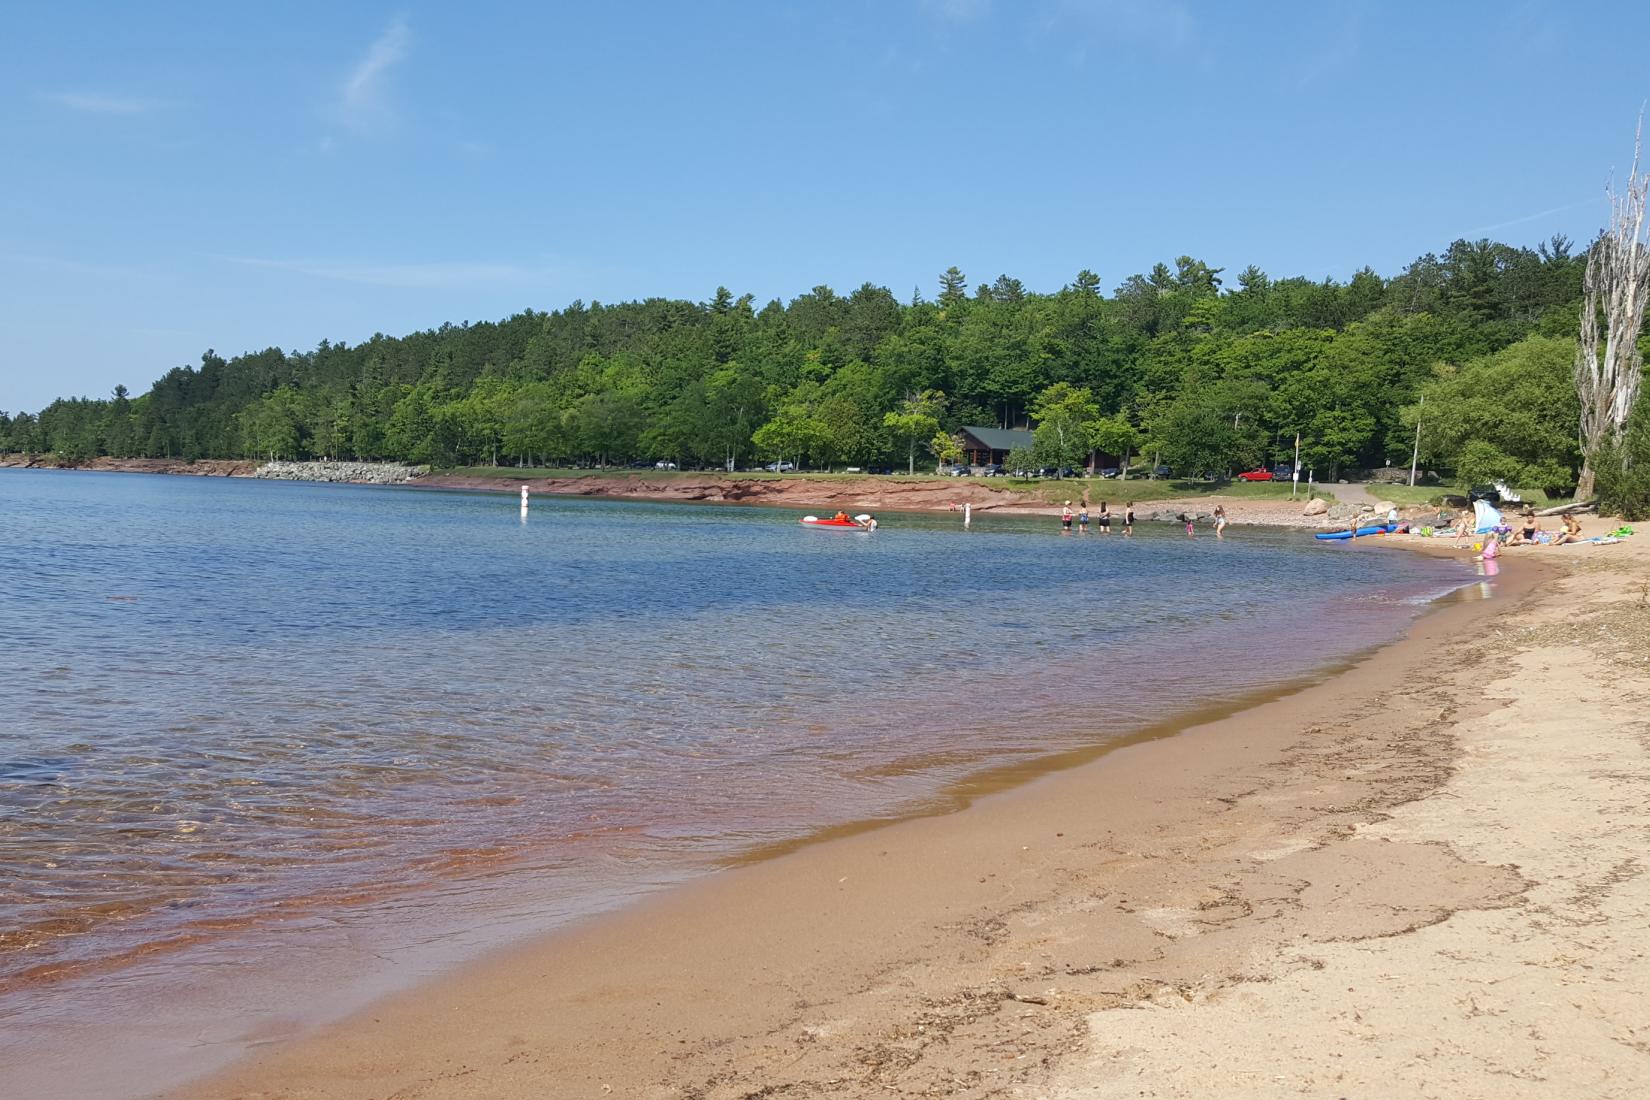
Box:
[159,521,1650,1099]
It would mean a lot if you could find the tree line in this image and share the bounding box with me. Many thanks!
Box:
[3,235,1637,499]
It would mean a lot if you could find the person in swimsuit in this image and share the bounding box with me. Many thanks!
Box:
[1507,513,1540,545]
[1475,532,1501,561]
[1178,513,1195,537]
[1077,504,1090,533]
[1554,514,1583,545]
[1061,502,1073,533]
[1098,501,1111,533]
[1452,510,1471,547]
[1213,505,1228,539]
[1124,505,1135,535]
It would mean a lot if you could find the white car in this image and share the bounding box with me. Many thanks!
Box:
[764,461,796,472]
[654,460,678,469]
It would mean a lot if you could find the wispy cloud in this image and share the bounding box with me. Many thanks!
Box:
[335,15,412,135]
[37,90,164,115]
[1039,0,1196,50]
[1295,5,1363,88]
[223,255,564,290]
[1462,200,1593,237]
[918,0,992,19]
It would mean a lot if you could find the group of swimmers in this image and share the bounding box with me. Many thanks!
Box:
[1060,501,1129,534]
[1059,502,1232,537]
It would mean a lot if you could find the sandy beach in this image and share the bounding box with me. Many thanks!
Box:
[151,517,1650,1099]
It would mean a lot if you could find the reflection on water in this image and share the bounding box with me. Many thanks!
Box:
[0,469,1478,1096]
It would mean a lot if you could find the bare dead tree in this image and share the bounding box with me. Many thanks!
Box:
[1575,118,1650,500]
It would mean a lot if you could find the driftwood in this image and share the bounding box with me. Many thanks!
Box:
[1536,501,1599,516]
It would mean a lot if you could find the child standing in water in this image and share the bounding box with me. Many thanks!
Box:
[1213,506,1228,538]
[1124,505,1135,535]
[1061,501,1073,533]
[1077,504,1089,533]
[1098,501,1111,533]
[1178,513,1195,536]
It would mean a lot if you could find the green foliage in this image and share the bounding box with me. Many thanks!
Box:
[1594,394,1650,520]
[1030,382,1099,470]
[881,390,945,474]
[3,240,1591,491]
[1405,334,1580,493]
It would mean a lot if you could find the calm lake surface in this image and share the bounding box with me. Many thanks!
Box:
[0,468,1478,1097]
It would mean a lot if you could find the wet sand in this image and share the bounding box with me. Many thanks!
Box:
[156,520,1650,1098]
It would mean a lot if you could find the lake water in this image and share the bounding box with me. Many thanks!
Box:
[0,468,1478,1097]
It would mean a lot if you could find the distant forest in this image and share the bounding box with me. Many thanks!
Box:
[0,238,1609,488]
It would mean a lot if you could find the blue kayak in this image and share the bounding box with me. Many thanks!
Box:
[1315,523,1397,541]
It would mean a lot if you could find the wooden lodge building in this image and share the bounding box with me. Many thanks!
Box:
[958,425,1035,466]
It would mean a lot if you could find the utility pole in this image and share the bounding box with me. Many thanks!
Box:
[1408,396,1424,487]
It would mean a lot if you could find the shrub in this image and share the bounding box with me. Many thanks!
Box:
[1594,397,1650,521]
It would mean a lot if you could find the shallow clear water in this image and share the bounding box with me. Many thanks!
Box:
[0,468,1475,1096]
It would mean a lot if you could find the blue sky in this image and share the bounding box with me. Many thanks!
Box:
[3,0,1649,412]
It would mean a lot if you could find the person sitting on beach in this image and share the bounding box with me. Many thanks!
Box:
[1507,513,1541,546]
[1553,514,1583,545]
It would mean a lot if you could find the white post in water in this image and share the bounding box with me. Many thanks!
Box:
[964,502,972,528]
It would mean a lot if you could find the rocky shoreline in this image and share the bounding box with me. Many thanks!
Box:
[0,454,260,476]
[3,455,1417,529]
[253,460,428,484]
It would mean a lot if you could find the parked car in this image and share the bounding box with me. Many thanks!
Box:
[1151,465,1173,479]
[942,463,973,477]
[1099,467,1120,479]
[764,461,796,472]
[1272,464,1295,481]
[654,460,678,470]
[979,463,1006,477]
[866,465,894,475]
[627,459,652,468]
[1238,468,1274,482]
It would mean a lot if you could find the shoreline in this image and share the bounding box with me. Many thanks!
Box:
[158,535,1640,1099]
[0,455,1353,528]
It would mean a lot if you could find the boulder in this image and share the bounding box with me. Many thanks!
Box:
[1372,500,1397,514]
[1302,498,1328,516]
